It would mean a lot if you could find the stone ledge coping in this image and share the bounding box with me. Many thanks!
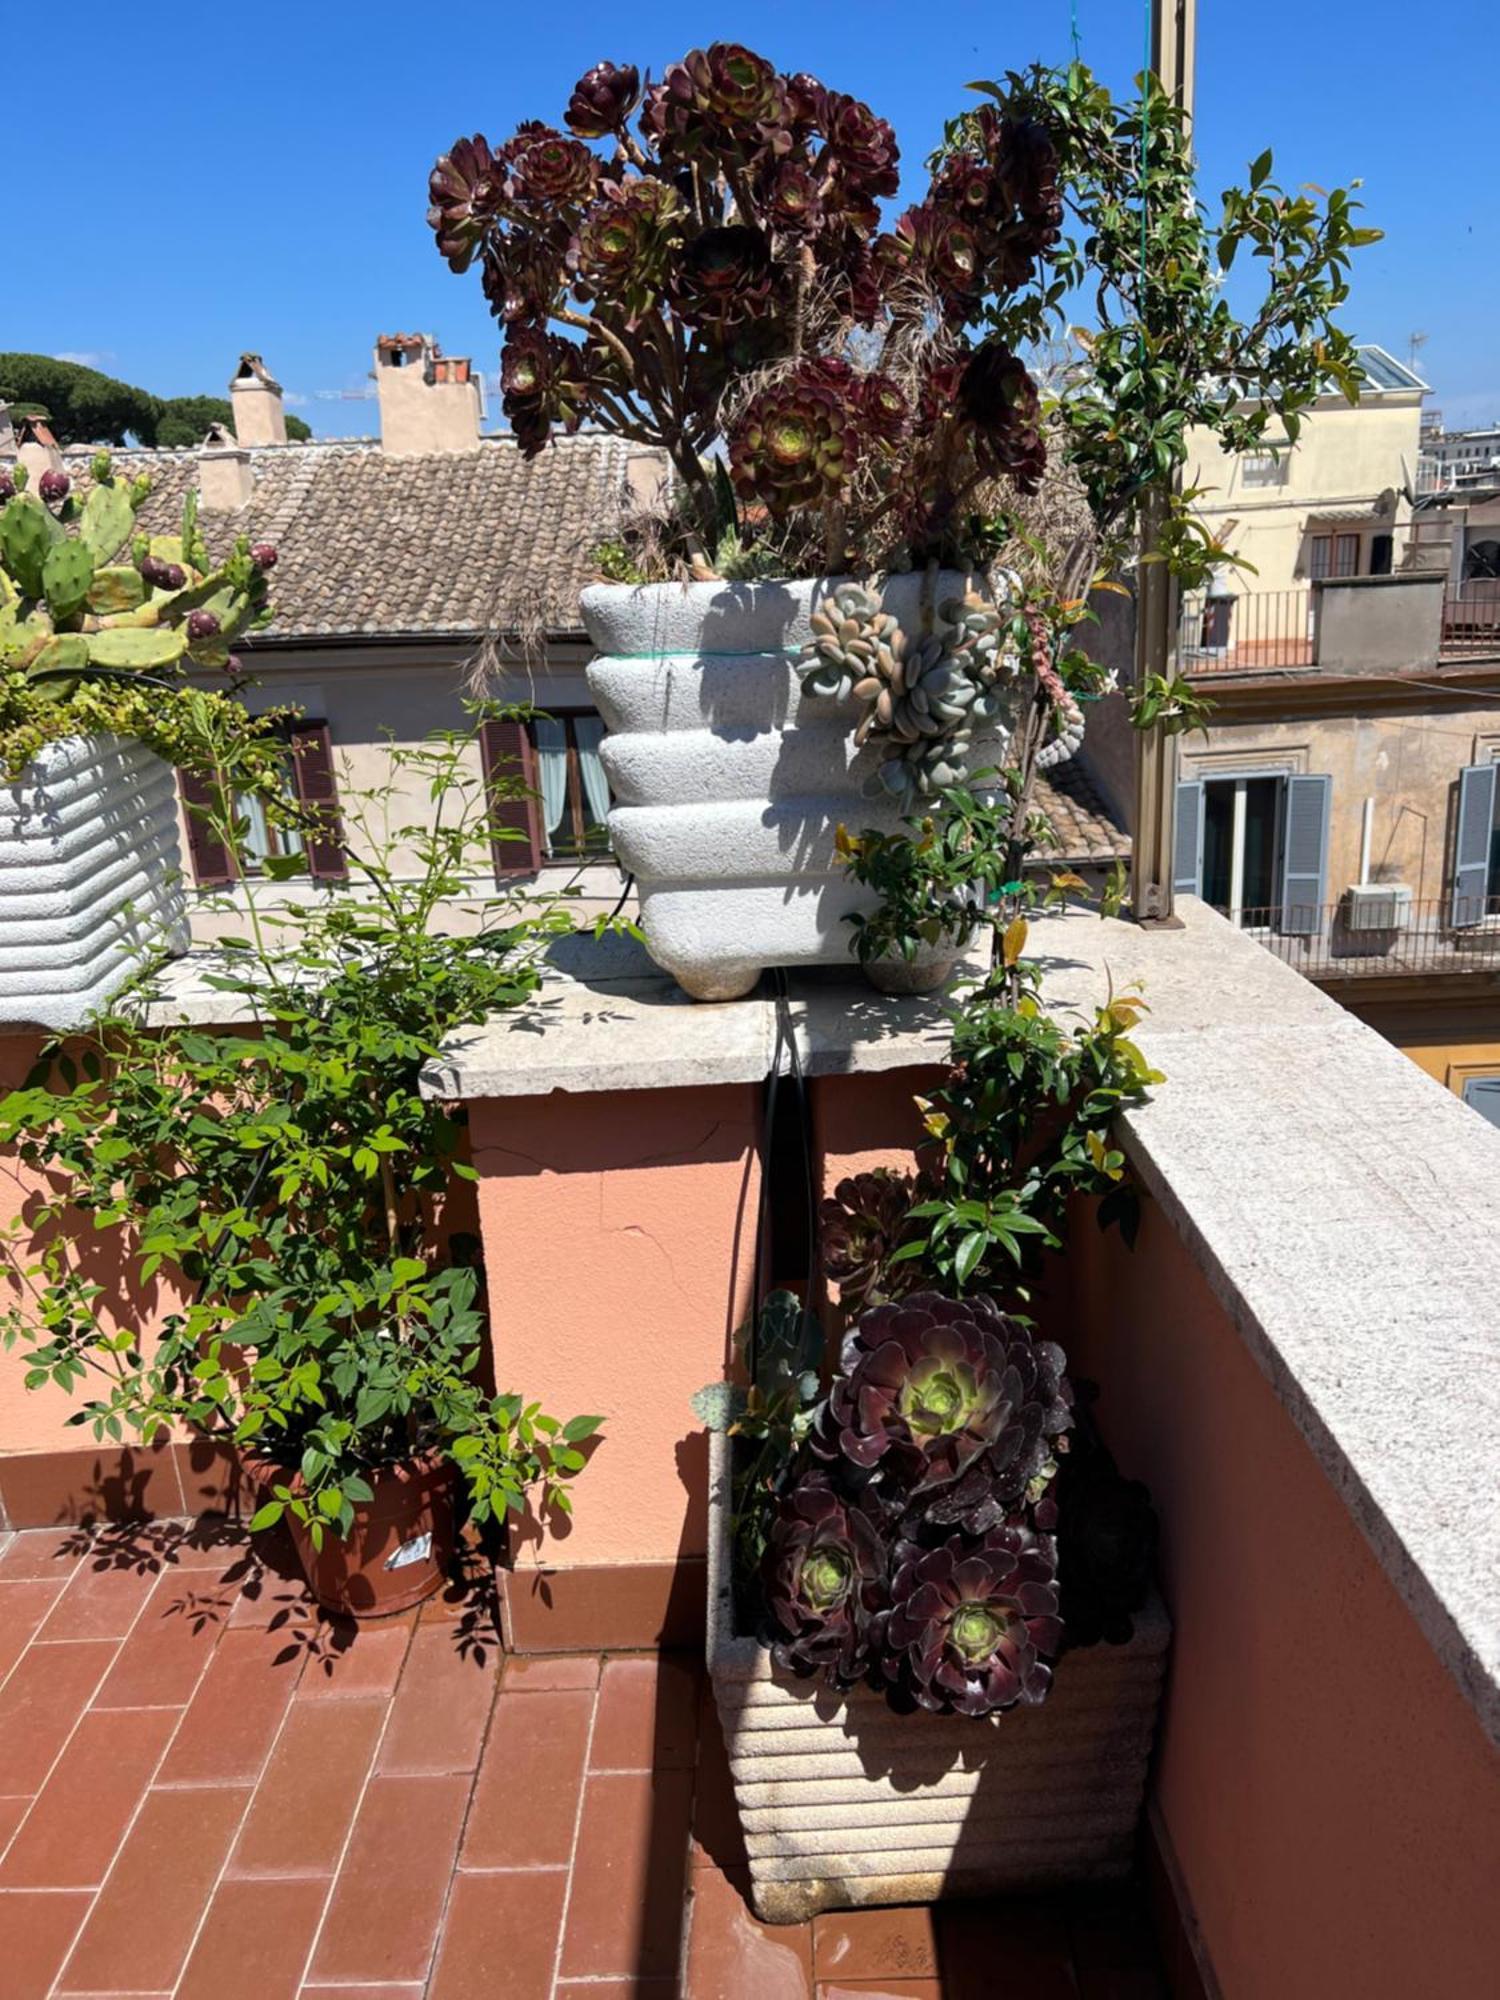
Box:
[418,929,980,1101]
[1033,899,1500,1751]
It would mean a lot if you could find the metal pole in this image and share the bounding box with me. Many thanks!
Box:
[1131,0,1197,924]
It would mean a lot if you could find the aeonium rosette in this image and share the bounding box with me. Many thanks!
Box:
[761,1475,886,1687]
[428,43,1057,564]
[883,1525,1062,1716]
[812,1292,1072,1520]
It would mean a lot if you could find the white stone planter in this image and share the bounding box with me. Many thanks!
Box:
[0,734,189,1031]
[706,1429,1169,1925]
[584,575,1079,1001]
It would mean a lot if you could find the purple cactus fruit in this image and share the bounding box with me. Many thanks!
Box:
[251,543,278,571]
[139,555,187,592]
[187,610,221,641]
[0,470,13,502]
[38,469,70,505]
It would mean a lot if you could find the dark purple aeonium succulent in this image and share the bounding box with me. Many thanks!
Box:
[762,1475,887,1687]
[813,1292,1071,1526]
[883,1524,1062,1716]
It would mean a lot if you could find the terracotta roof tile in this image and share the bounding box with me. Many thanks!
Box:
[60,433,641,642]
[1033,757,1131,864]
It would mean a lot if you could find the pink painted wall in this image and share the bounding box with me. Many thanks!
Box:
[1066,1195,1500,1999]
[0,1031,151,1455]
[469,1082,760,1571]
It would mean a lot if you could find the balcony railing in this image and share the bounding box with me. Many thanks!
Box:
[1177,588,1314,672]
[1442,584,1500,655]
[1219,895,1500,980]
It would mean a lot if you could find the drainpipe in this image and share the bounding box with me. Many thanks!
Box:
[1359,797,1374,887]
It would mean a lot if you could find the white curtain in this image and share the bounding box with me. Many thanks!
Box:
[534,717,569,856]
[573,715,611,833]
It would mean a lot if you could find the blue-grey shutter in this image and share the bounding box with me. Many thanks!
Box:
[1451,763,1496,928]
[1461,1075,1500,1130]
[1173,781,1204,897]
[1278,774,1331,936]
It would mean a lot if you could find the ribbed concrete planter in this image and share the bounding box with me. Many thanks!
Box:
[0,734,189,1031]
[706,1430,1169,1924]
[584,574,1078,1001]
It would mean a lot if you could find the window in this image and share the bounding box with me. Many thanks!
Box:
[531,714,612,862]
[1175,773,1331,935]
[479,712,614,880]
[1202,776,1281,921]
[1242,452,1286,488]
[1461,1075,1500,1131]
[1309,532,1360,580]
[1451,761,1500,926]
[181,721,346,887]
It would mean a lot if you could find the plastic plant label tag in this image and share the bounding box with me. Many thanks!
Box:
[385,1531,433,1572]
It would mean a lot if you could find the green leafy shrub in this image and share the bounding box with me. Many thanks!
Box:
[0,721,603,1545]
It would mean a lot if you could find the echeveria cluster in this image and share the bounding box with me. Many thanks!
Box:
[763,1291,1072,1717]
[798,582,1024,801]
[429,44,1060,562]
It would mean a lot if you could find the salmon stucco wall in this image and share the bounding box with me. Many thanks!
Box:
[1064,1193,1500,2000]
[469,1081,760,1572]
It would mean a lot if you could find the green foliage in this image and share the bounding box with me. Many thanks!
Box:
[0,354,159,446]
[0,723,604,1546]
[0,357,313,448]
[722,1291,825,1584]
[829,590,1159,1310]
[950,63,1381,591]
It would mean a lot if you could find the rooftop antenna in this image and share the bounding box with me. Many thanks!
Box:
[1408,331,1429,368]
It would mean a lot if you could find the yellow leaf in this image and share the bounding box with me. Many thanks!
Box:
[1052,870,1088,891]
[1091,578,1133,598]
[1086,1131,1108,1169]
[1002,917,1028,967]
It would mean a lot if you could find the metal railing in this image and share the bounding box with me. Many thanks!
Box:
[1222,896,1500,980]
[1441,585,1500,656]
[1178,589,1314,673]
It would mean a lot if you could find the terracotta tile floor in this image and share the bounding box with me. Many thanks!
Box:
[0,1520,1168,2000]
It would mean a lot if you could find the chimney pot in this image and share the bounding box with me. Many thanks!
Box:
[199,424,254,512]
[230,352,287,446]
[14,411,63,485]
[374,333,481,456]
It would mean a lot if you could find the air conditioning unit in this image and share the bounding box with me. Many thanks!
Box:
[1343,883,1413,931]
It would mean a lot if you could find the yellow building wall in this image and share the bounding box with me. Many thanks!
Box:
[1185,396,1424,597]
[1341,993,1500,1097]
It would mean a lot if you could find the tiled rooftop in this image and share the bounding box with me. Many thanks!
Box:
[0,1519,1167,2000]
[58,434,641,642]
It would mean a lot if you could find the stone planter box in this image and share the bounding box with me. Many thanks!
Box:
[706,1428,1169,1925]
[584,575,1079,1001]
[0,734,189,1031]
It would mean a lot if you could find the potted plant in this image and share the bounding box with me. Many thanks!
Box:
[432,48,1378,999]
[0,720,602,1617]
[429,49,1082,998]
[699,828,1170,1918]
[1,453,282,1028]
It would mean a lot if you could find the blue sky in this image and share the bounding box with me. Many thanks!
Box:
[20,1,1496,436]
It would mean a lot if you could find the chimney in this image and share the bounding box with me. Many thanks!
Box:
[15,411,63,486]
[198,422,253,512]
[374,333,481,456]
[230,353,287,446]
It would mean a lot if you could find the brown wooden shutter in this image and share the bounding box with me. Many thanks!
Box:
[178,768,238,886]
[288,722,348,882]
[479,719,542,881]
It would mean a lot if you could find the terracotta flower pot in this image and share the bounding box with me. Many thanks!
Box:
[251,1452,458,1620]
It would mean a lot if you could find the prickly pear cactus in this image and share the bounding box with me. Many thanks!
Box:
[0,453,276,687]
